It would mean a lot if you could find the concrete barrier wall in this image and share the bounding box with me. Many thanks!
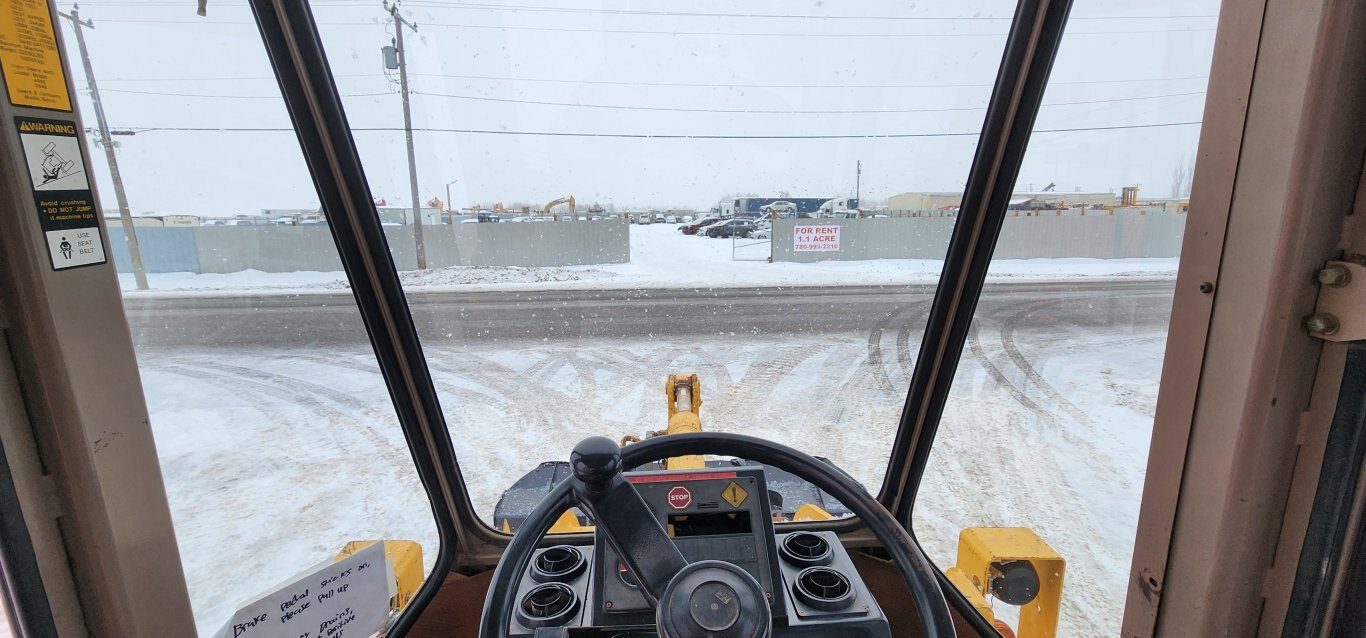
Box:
[772,212,1186,263]
[445,219,630,267]
[193,226,344,273]
[108,219,630,273]
[106,227,201,272]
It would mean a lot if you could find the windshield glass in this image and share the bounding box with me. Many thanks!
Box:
[72,0,1215,634]
[307,0,1021,524]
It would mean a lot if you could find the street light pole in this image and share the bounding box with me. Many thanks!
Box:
[61,5,149,290]
[385,1,426,269]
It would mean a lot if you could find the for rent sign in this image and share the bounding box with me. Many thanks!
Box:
[793,224,841,252]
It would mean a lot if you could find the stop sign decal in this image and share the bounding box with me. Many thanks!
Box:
[666,486,692,510]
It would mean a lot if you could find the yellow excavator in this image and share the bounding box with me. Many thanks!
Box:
[493,373,1065,638]
[543,195,576,220]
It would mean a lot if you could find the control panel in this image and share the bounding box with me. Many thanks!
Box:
[507,467,890,637]
[591,467,782,626]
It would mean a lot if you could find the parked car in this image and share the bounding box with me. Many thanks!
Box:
[760,200,796,217]
[704,219,757,238]
[654,213,667,223]
[665,215,678,223]
[681,215,694,223]
[751,227,771,239]
[681,217,722,235]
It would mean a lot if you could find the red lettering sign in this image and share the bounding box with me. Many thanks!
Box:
[793,225,841,252]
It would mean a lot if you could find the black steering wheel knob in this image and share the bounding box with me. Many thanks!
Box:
[656,561,770,638]
[570,436,622,489]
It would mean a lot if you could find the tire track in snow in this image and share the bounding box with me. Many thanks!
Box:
[893,301,933,384]
[286,352,533,431]
[998,297,1100,430]
[196,359,410,470]
[864,308,902,395]
[963,317,1126,480]
[789,342,882,470]
[708,344,837,432]
[157,361,390,524]
[425,351,568,437]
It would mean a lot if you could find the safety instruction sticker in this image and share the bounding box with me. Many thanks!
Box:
[15,116,105,270]
[0,0,72,111]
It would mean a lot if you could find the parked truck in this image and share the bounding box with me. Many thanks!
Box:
[708,200,736,219]
[819,197,862,218]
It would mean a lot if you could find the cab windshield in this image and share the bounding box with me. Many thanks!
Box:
[73,0,1218,634]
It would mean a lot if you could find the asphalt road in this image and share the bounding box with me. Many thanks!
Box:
[122,280,1176,349]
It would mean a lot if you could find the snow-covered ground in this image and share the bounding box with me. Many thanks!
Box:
[142,308,1163,636]
[119,224,1178,294]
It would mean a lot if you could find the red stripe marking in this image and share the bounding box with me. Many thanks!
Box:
[626,471,737,483]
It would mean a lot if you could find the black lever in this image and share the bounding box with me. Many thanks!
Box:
[570,437,688,604]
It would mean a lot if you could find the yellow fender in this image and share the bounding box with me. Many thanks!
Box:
[335,540,424,612]
[949,527,1064,638]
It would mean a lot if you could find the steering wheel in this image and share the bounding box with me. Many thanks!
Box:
[478,433,955,637]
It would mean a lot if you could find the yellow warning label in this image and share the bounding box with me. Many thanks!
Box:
[0,0,73,111]
[721,481,748,508]
[17,119,74,134]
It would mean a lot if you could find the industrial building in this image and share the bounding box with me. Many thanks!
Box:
[888,190,1119,211]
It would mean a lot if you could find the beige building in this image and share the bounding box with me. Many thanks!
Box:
[125,215,200,227]
[888,190,1118,210]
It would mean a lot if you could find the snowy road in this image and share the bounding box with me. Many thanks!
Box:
[123,279,1172,348]
[140,283,1171,636]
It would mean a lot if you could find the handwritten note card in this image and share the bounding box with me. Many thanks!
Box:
[217,542,389,638]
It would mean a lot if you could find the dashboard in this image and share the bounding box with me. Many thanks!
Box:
[505,466,891,636]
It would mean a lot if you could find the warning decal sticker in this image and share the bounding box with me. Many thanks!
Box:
[0,0,73,111]
[721,481,749,508]
[15,116,105,270]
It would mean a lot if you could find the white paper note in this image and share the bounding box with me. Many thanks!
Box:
[217,542,389,638]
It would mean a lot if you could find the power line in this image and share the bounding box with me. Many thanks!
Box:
[103,120,1202,138]
[96,83,1204,114]
[99,88,394,99]
[408,89,1205,114]
[351,1,1222,22]
[403,22,1217,37]
[66,1,1221,21]
[92,17,1216,38]
[97,72,1212,91]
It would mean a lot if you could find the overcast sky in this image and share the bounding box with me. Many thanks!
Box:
[60,0,1219,216]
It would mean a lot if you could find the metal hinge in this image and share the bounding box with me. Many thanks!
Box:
[1306,260,1366,341]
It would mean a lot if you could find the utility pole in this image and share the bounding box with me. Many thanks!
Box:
[855,160,861,208]
[61,5,148,290]
[385,1,426,269]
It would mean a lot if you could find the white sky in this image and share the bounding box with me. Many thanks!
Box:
[60,0,1220,216]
